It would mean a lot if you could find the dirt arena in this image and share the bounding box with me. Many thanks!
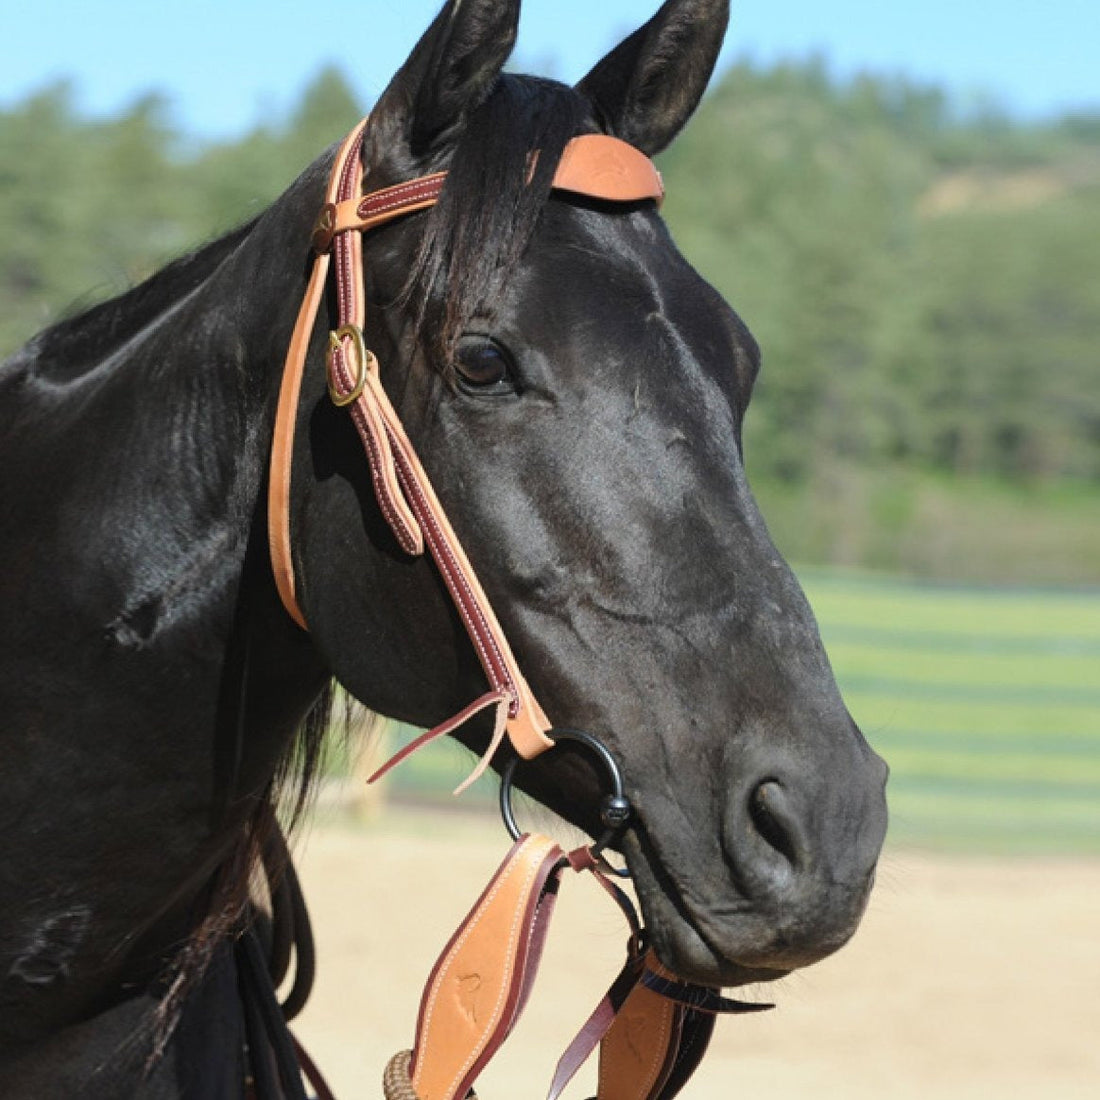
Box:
[290,810,1099,1099]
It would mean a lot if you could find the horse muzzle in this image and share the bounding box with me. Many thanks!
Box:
[621,744,889,986]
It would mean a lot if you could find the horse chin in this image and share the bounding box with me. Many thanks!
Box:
[621,828,793,989]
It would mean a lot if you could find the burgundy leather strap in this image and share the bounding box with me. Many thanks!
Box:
[546,951,646,1100]
[270,120,552,770]
[313,174,447,252]
[323,126,552,773]
[366,690,506,791]
[594,956,709,1100]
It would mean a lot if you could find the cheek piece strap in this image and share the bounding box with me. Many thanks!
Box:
[267,118,664,790]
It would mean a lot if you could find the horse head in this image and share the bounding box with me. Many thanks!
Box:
[289,0,888,987]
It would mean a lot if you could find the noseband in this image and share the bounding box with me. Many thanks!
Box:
[268,118,663,787]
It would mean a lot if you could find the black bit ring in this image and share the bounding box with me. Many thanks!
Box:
[499,728,632,877]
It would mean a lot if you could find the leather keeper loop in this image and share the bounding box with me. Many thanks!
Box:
[312,202,339,253]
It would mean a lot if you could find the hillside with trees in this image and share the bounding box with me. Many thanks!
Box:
[2,63,1097,582]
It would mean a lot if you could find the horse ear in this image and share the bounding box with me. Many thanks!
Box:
[365,0,520,169]
[575,0,729,156]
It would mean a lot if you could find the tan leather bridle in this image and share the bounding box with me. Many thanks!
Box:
[268,119,769,1100]
[267,117,664,788]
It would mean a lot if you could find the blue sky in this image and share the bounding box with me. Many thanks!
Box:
[1,1,1096,138]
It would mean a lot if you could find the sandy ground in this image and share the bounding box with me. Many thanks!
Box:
[290,809,1099,1099]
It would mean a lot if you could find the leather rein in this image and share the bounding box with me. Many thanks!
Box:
[268,118,664,789]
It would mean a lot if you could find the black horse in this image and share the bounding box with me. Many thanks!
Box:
[0,1,887,1095]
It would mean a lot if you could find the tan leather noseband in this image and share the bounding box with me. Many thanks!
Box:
[268,119,664,783]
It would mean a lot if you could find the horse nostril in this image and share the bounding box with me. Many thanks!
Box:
[749,780,802,869]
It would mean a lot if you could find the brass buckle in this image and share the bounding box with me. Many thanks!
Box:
[326,325,374,407]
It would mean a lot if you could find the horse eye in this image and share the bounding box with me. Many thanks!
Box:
[454,338,516,396]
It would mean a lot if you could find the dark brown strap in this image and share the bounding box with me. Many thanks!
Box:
[638,970,773,1016]
[292,1033,339,1100]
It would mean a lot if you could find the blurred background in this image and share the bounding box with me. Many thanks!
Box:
[2,1,1097,1096]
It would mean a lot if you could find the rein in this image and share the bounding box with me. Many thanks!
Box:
[268,118,664,788]
[266,119,764,1099]
[377,742,770,1100]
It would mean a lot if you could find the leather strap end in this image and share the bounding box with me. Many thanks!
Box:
[367,690,507,786]
[452,695,509,795]
[640,968,774,1015]
[503,681,554,760]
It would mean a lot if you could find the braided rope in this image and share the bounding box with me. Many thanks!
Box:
[382,1050,481,1100]
[382,1052,421,1100]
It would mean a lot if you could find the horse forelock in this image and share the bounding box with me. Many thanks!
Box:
[399,74,589,372]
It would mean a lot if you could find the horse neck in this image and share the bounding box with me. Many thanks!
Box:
[0,157,336,1067]
[158,160,332,458]
[36,156,337,795]
[150,162,337,774]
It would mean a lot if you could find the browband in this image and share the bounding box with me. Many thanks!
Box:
[268,120,664,778]
[311,133,663,252]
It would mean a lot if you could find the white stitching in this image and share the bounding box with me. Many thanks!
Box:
[358,175,446,218]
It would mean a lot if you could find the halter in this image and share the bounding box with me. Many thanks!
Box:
[268,118,664,787]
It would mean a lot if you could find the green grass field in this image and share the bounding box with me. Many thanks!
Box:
[381,571,1100,855]
[801,571,1100,854]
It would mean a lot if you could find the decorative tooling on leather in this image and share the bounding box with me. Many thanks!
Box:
[457,972,482,1025]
